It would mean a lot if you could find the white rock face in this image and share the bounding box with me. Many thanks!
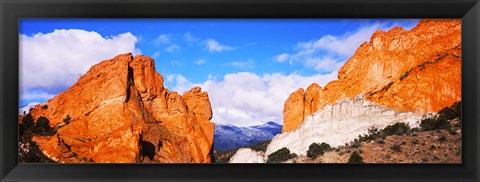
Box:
[229,148,266,163]
[265,95,424,156]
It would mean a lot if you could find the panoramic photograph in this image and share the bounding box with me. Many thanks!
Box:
[18,19,461,163]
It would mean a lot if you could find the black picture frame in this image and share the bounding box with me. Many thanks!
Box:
[1,0,479,181]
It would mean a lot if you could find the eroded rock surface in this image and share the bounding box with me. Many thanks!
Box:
[282,19,461,132]
[26,53,214,163]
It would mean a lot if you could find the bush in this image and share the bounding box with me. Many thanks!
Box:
[267,147,297,163]
[307,143,323,159]
[307,142,330,159]
[34,117,55,136]
[63,115,71,125]
[18,138,55,163]
[420,115,449,131]
[366,126,380,140]
[348,151,364,164]
[350,139,362,148]
[438,101,461,120]
[21,113,34,129]
[421,102,461,131]
[390,143,402,152]
[382,122,410,136]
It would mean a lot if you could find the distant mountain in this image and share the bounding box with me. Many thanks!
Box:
[214,122,282,151]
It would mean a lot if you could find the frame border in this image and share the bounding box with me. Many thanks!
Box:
[1,0,479,181]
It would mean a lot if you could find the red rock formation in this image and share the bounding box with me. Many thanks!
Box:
[27,53,214,163]
[282,88,305,133]
[282,19,461,133]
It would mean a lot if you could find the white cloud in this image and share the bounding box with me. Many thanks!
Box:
[165,74,200,94]
[205,39,235,52]
[305,57,345,73]
[153,34,171,45]
[183,33,199,44]
[167,72,338,127]
[19,102,40,115]
[21,91,56,101]
[275,22,404,72]
[20,29,139,104]
[166,44,181,53]
[225,59,255,69]
[194,58,206,65]
[274,53,290,62]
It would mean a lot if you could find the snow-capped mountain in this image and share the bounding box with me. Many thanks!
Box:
[214,121,282,151]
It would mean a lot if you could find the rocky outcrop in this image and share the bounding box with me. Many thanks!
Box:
[269,96,423,156]
[27,53,214,163]
[282,19,461,133]
[229,148,266,163]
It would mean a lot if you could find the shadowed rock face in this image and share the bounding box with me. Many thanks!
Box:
[27,53,214,163]
[282,19,461,133]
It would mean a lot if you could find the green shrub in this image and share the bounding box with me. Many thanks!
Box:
[438,101,461,120]
[420,115,449,131]
[307,143,331,159]
[350,139,361,148]
[366,126,380,140]
[390,143,402,152]
[348,151,364,164]
[63,115,71,124]
[21,113,34,129]
[307,143,323,159]
[319,142,331,151]
[421,102,461,131]
[267,147,297,163]
[35,117,55,136]
[382,122,410,136]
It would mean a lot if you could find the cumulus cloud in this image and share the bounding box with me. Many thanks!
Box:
[205,39,235,52]
[225,59,255,69]
[167,72,338,127]
[20,29,139,105]
[275,22,407,72]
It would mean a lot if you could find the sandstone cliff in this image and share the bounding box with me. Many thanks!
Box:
[269,96,423,156]
[282,19,461,133]
[26,53,214,163]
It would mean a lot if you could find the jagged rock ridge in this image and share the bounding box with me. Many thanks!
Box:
[26,53,214,163]
[282,19,461,133]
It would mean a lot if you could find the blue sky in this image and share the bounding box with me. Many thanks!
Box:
[19,19,420,126]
